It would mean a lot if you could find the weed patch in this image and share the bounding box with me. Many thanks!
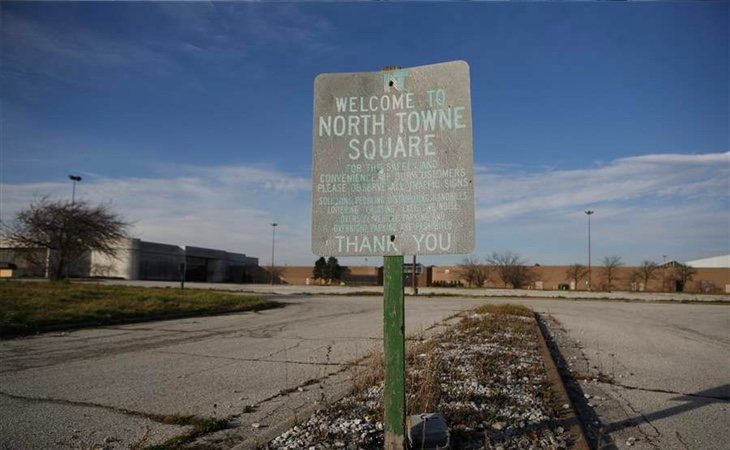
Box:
[141,416,229,450]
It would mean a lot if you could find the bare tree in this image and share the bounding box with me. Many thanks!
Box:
[486,251,535,289]
[672,263,697,292]
[268,265,286,284]
[565,264,589,290]
[600,256,623,291]
[630,260,659,291]
[90,262,115,278]
[455,256,491,287]
[660,265,676,292]
[3,198,129,280]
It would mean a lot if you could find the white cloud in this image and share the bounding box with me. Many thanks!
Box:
[2,153,728,267]
[469,152,729,265]
[195,165,310,192]
[1,164,315,265]
[475,152,728,221]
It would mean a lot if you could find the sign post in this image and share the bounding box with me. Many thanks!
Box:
[312,61,474,448]
[383,255,405,448]
[412,254,418,295]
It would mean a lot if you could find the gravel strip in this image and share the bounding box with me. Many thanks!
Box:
[267,308,573,449]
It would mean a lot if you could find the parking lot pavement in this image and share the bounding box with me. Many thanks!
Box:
[504,298,730,450]
[1,290,727,449]
[0,295,478,450]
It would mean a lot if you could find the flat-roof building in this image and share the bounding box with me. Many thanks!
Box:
[686,254,730,268]
[0,238,260,283]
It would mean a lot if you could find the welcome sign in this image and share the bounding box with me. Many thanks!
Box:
[312,61,474,256]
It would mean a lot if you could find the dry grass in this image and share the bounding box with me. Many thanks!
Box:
[352,352,385,394]
[406,337,443,415]
[0,281,277,335]
[475,303,533,317]
[407,305,543,428]
[269,302,567,448]
[349,302,539,419]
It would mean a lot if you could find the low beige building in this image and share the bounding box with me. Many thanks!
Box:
[3,238,726,293]
[275,261,729,294]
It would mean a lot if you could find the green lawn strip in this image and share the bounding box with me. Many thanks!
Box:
[0,281,279,335]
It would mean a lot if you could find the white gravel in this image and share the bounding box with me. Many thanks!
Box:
[268,311,571,449]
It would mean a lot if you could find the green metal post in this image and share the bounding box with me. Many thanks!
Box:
[383,255,405,449]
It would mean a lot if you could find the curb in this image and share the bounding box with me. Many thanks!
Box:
[533,312,591,450]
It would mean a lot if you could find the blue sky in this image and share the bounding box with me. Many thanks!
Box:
[1,2,728,267]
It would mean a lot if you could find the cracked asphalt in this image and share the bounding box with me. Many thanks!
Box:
[0,294,474,449]
[524,299,729,450]
[1,287,727,450]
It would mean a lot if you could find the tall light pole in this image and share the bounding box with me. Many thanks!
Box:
[63,175,82,279]
[585,210,594,290]
[270,223,278,284]
[69,175,82,204]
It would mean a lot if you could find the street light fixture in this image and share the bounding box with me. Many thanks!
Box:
[270,223,278,285]
[585,210,594,290]
[68,175,82,204]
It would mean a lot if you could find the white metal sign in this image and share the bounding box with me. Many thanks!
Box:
[312,61,474,256]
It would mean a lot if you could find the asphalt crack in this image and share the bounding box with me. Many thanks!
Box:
[156,350,361,367]
[674,430,691,450]
[0,389,190,427]
[611,387,663,450]
[246,353,372,411]
[604,382,730,402]
[265,338,305,359]
[0,307,373,375]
